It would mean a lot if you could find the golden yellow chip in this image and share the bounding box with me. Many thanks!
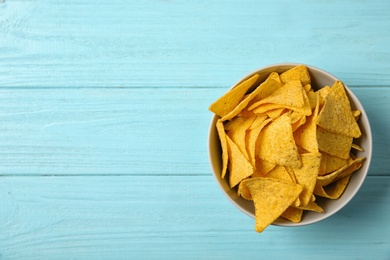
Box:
[237,178,253,200]
[291,115,307,132]
[267,71,281,83]
[280,64,311,86]
[216,120,229,179]
[316,81,361,138]
[292,153,322,206]
[226,135,254,188]
[221,79,281,121]
[246,119,272,166]
[252,159,276,177]
[281,207,303,223]
[257,113,302,168]
[248,114,268,130]
[316,156,365,186]
[209,73,259,117]
[266,165,294,183]
[252,87,312,116]
[294,200,323,213]
[318,152,348,176]
[314,174,352,199]
[266,108,285,119]
[252,80,305,108]
[293,92,319,153]
[224,117,246,132]
[317,126,353,159]
[227,116,255,160]
[244,177,303,232]
[351,143,364,152]
[307,90,317,109]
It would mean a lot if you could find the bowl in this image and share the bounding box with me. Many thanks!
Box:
[208,63,372,227]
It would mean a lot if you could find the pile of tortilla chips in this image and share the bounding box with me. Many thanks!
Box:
[209,65,365,233]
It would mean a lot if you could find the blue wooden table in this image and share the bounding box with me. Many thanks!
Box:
[0,1,389,259]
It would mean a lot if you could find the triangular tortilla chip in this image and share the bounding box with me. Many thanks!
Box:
[280,64,311,86]
[226,136,254,188]
[257,113,302,168]
[316,81,361,138]
[246,118,272,166]
[318,152,348,176]
[294,92,319,153]
[251,80,304,108]
[292,153,322,206]
[209,73,259,117]
[227,116,255,160]
[317,126,353,159]
[316,156,365,186]
[314,174,352,199]
[221,79,281,121]
[244,177,303,232]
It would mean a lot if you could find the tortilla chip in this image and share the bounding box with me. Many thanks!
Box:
[351,143,364,152]
[257,113,302,168]
[249,114,268,130]
[314,174,352,199]
[254,80,305,108]
[291,115,307,132]
[226,135,255,188]
[316,81,361,138]
[280,64,311,86]
[244,177,303,232]
[294,92,319,153]
[294,200,323,213]
[209,73,260,117]
[317,127,353,159]
[266,165,294,183]
[267,72,281,83]
[281,207,303,223]
[319,152,348,176]
[266,108,285,119]
[316,156,365,186]
[221,79,281,121]
[227,116,255,160]
[318,85,331,105]
[252,159,276,177]
[246,119,272,166]
[216,120,229,179]
[293,153,322,206]
[237,178,253,200]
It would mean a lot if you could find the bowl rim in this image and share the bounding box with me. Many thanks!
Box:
[208,63,373,227]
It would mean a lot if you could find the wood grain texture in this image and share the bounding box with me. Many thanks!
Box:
[0,87,388,176]
[1,0,390,88]
[1,0,390,259]
[0,175,389,259]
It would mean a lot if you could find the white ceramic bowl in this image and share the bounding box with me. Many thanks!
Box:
[208,63,372,227]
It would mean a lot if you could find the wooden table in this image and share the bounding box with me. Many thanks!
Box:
[1,1,389,259]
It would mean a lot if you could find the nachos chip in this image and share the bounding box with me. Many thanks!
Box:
[257,113,302,168]
[209,65,365,232]
[244,178,303,232]
[209,73,260,117]
[316,81,361,138]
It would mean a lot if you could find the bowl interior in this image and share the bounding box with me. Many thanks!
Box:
[208,63,372,226]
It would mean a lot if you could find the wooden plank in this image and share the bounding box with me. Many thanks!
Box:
[1,1,390,88]
[0,175,388,259]
[0,87,388,176]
